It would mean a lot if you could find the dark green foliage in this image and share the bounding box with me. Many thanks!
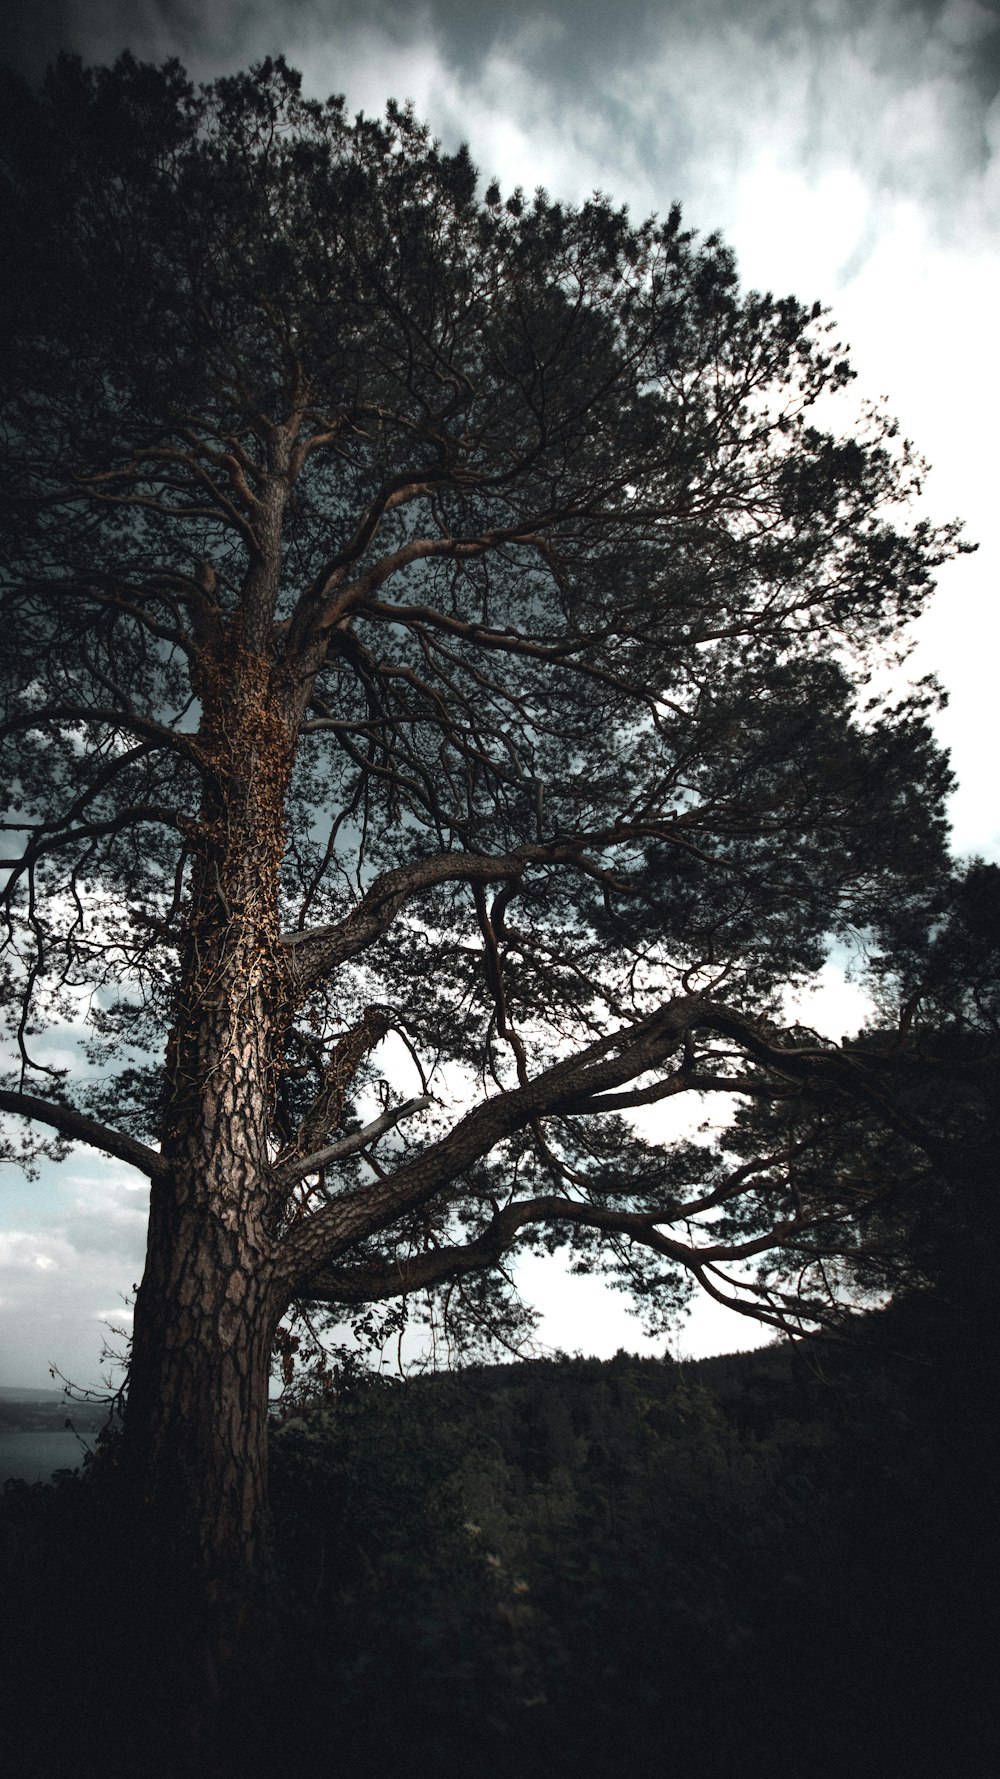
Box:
[690,858,1000,1337]
[7,1320,991,1777]
[263,1343,992,1773]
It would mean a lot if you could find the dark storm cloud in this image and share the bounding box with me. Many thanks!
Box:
[2,2,996,240]
[3,2,998,120]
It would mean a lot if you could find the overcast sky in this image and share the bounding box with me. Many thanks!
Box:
[1,0,997,1388]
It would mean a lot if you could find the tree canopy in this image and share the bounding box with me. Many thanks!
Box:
[0,53,969,1579]
[718,858,1000,1350]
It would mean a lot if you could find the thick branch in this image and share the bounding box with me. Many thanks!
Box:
[280,830,702,992]
[297,1196,552,1304]
[274,996,861,1296]
[275,997,689,1290]
[0,1089,168,1182]
[0,702,203,764]
[295,1191,812,1324]
[281,842,575,989]
[0,805,182,882]
[277,1094,432,1190]
[287,1006,391,1161]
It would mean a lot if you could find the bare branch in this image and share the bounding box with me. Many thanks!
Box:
[280,830,719,991]
[281,843,562,987]
[294,1191,813,1332]
[0,1088,168,1181]
[1,805,182,883]
[274,995,865,1295]
[0,702,203,764]
[277,1094,432,1190]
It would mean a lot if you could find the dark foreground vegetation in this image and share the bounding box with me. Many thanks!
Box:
[2,1294,994,1778]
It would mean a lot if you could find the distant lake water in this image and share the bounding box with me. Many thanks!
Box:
[0,1430,92,1485]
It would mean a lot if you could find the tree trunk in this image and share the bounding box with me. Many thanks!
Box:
[124,628,295,1614]
[126,1186,279,1594]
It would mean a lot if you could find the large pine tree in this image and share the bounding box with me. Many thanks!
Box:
[0,55,964,1593]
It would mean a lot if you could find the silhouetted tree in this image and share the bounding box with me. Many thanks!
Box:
[708,860,1000,1333]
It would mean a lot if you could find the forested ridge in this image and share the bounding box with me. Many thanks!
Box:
[2,1302,993,1775]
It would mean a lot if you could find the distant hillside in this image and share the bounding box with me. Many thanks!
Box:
[0,1385,67,1401]
[257,1323,992,1773]
[0,1388,110,1433]
[2,1318,993,1774]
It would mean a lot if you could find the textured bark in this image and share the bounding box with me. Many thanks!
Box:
[126,1194,278,1589]
[125,626,293,1593]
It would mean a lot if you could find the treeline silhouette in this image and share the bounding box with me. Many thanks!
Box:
[2,1290,993,1776]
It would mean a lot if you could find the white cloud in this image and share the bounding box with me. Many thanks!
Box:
[0,1230,77,1272]
[0,1163,148,1388]
[514,1250,773,1362]
[57,1166,150,1261]
[514,1250,663,1359]
[783,963,874,1041]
